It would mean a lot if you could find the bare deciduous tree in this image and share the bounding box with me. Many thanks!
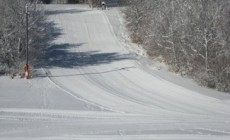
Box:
[124,0,230,92]
[0,0,47,76]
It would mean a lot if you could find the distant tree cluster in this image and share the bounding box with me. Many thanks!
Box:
[124,0,230,92]
[87,0,102,8]
[0,0,47,76]
[41,0,52,4]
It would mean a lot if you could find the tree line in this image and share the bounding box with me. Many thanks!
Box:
[124,0,230,92]
[0,0,51,77]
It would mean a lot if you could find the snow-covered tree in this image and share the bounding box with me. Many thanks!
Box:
[124,0,230,92]
[0,0,47,75]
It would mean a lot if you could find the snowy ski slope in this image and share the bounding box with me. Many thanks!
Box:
[0,4,230,140]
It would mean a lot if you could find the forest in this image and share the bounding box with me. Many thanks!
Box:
[0,0,51,76]
[124,0,230,92]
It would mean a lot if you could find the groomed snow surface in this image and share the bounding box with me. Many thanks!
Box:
[1,4,230,140]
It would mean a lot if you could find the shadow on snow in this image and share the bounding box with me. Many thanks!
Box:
[38,43,132,68]
[34,5,134,78]
[45,9,89,15]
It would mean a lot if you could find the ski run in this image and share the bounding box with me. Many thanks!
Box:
[0,4,230,140]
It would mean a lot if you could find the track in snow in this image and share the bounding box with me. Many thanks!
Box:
[0,4,230,139]
[43,4,230,116]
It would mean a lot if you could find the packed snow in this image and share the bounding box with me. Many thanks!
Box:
[0,4,230,140]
